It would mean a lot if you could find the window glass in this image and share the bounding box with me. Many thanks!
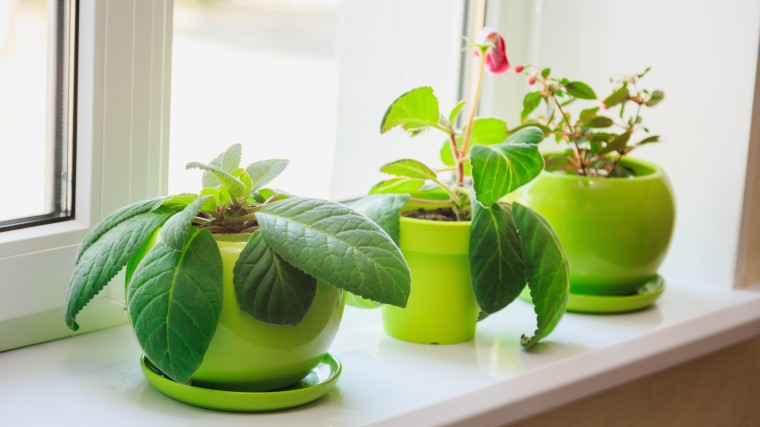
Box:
[169,0,339,198]
[0,0,75,228]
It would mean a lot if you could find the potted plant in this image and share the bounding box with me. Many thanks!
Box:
[64,144,411,411]
[352,29,570,347]
[513,66,674,312]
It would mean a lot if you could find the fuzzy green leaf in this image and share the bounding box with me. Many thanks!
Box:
[603,85,629,107]
[585,116,614,128]
[256,198,410,307]
[380,159,437,180]
[646,90,665,106]
[233,232,316,326]
[246,159,289,193]
[350,194,411,244]
[380,87,440,135]
[159,196,210,252]
[470,142,544,206]
[154,194,197,212]
[448,100,466,125]
[521,92,543,122]
[440,118,509,168]
[75,198,162,262]
[203,144,241,188]
[505,126,545,145]
[469,202,526,314]
[513,203,569,348]
[187,162,246,199]
[127,229,223,384]
[565,81,597,100]
[370,177,425,195]
[65,209,173,330]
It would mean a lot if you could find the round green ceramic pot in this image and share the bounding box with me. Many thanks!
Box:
[516,156,675,296]
[381,217,480,344]
[127,233,345,392]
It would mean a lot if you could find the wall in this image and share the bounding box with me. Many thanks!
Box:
[484,0,760,288]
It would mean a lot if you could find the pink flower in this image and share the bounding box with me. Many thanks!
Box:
[478,27,510,74]
[514,64,524,73]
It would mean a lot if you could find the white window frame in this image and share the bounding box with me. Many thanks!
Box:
[0,0,173,351]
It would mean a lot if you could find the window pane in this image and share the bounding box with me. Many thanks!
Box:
[169,0,339,198]
[0,0,75,227]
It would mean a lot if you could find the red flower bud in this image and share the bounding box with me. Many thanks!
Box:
[478,27,510,74]
[528,75,536,85]
[602,103,609,110]
[514,64,524,73]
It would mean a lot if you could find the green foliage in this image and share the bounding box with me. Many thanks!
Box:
[380,159,438,180]
[350,193,411,244]
[64,145,411,383]
[127,228,223,384]
[516,67,664,177]
[380,86,443,136]
[233,232,317,326]
[470,141,544,206]
[256,198,411,308]
[512,203,569,347]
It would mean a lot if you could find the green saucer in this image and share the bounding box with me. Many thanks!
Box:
[520,275,665,314]
[140,353,341,412]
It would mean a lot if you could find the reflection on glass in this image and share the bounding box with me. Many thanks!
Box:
[169,0,339,198]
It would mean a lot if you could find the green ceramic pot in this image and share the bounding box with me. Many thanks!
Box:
[127,233,345,392]
[381,217,480,344]
[516,156,675,296]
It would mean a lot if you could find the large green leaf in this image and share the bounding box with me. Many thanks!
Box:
[345,293,382,309]
[513,203,570,348]
[470,142,543,206]
[203,144,241,188]
[256,198,410,307]
[505,126,545,145]
[350,194,411,244]
[380,159,437,181]
[127,229,223,384]
[469,202,526,314]
[65,209,173,330]
[370,177,425,195]
[159,196,210,252]
[380,86,440,135]
[233,232,316,326]
[246,159,289,193]
[75,198,162,263]
[187,162,246,199]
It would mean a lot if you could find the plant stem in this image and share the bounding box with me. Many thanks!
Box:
[448,132,465,187]
[459,51,487,172]
[432,178,462,206]
[553,96,587,175]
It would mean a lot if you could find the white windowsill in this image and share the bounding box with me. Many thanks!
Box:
[1,278,759,426]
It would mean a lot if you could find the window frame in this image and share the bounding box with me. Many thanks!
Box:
[0,0,173,351]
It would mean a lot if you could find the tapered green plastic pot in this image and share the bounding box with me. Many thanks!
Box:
[516,156,675,296]
[126,233,345,391]
[381,217,479,344]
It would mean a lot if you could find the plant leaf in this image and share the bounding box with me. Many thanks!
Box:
[646,90,665,107]
[579,107,600,123]
[127,229,223,384]
[448,100,466,125]
[203,144,242,188]
[565,81,597,100]
[256,198,410,307]
[513,203,570,348]
[380,159,437,180]
[369,177,425,195]
[350,194,411,244]
[469,202,526,314]
[187,162,246,199]
[599,132,631,155]
[638,135,661,145]
[585,116,614,128]
[505,126,545,145]
[154,194,197,212]
[345,292,382,309]
[521,92,543,122]
[245,159,289,193]
[440,118,509,167]
[470,142,544,206]
[380,86,440,135]
[65,209,173,330]
[75,198,163,262]
[603,85,629,107]
[233,232,317,326]
[159,196,211,252]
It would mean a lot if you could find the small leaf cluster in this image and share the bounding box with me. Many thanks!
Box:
[65,144,411,384]
[519,67,664,177]
[359,83,570,348]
